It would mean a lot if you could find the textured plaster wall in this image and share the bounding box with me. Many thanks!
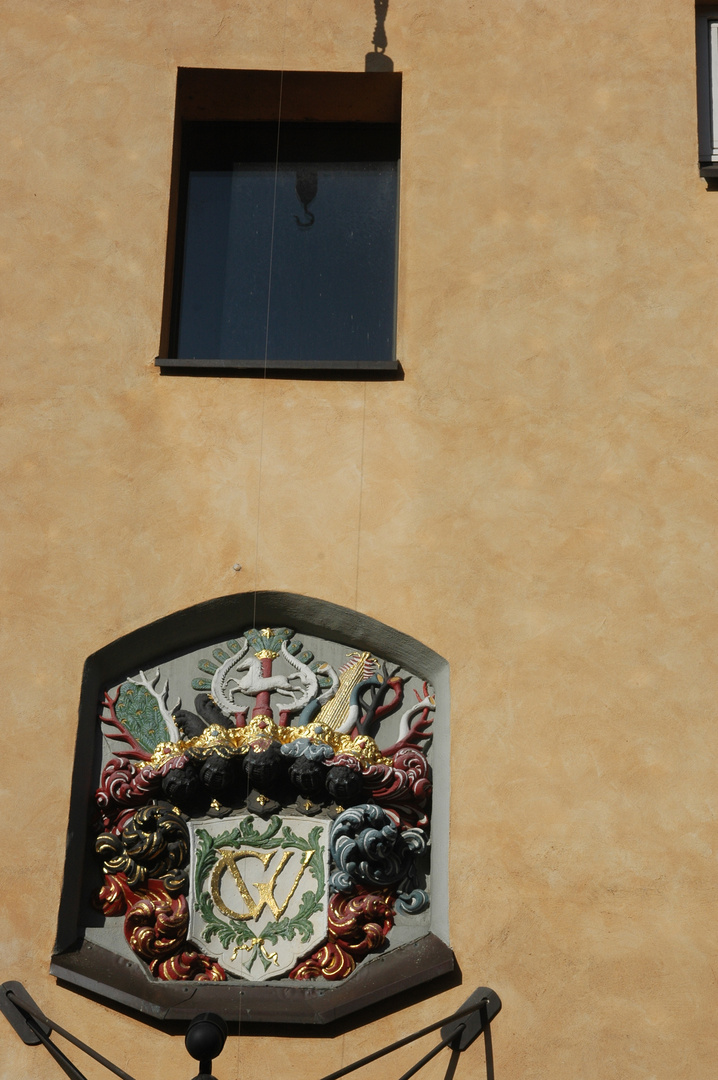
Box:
[1,0,717,1077]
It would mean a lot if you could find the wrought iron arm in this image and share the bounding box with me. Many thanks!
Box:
[0,982,139,1080]
[1,981,500,1080]
[317,987,501,1080]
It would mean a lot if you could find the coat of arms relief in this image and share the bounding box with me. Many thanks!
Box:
[90,623,439,990]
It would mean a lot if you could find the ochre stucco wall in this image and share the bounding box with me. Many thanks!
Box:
[2,0,717,1077]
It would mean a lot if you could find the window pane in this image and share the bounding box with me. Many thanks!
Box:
[176,172,232,360]
[711,23,718,159]
[174,124,399,364]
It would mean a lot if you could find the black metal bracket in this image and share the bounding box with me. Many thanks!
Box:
[0,981,50,1046]
[317,987,501,1080]
[0,981,138,1080]
[1,981,501,1080]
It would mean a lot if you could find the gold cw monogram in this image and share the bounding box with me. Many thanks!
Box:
[210,847,314,921]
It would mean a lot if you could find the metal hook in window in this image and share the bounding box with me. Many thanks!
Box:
[294,169,317,228]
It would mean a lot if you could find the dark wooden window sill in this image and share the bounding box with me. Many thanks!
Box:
[155,357,403,378]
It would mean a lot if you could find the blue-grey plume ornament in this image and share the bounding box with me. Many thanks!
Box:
[329,804,428,905]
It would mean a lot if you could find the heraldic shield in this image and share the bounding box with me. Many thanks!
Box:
[53,593,453,1023]
[189,814,330,980]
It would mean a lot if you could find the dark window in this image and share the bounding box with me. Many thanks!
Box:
[158,71,402,373]
[697,10,718,175]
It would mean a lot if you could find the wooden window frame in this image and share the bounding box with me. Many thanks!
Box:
[157,69,403,375]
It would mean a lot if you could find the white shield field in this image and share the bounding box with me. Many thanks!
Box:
[189,813,330,981]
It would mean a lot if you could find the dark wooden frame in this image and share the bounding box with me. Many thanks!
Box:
[157,69,403,375]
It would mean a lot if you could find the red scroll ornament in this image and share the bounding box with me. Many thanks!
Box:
[94,872,225,982]
[125,895,190,960]
[362,747,432,831]
[290,890,395,981]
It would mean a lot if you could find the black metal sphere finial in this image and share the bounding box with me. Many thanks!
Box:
[185,1012,228,1078]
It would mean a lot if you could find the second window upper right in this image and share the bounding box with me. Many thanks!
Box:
[697,10,718,168]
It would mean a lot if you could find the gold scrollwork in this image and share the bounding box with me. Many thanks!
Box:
[230,937,278,966]
[150,715,391,770]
